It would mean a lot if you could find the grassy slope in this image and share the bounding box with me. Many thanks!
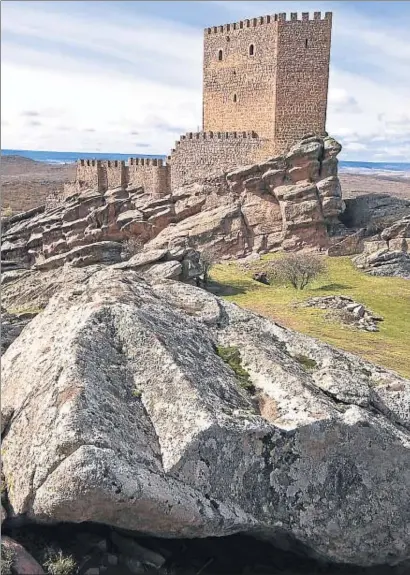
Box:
[211,256,410,378]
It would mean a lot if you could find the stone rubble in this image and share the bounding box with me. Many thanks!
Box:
[299,295,384,332]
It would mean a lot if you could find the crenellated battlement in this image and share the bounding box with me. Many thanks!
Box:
[78,158,166,168]
[128,157,165,167]
[177,131,258,143]
[100,160,125,168]
[205,11,332,35]
[171,131,259,152]
[76,156,169,197]
[79,159,100,167]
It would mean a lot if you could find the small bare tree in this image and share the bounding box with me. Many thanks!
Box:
[199,247,217,286]
[267,252,326,290]
[121,236,143,260]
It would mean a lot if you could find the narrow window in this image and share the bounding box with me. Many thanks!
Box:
[233,94,237,102]
[249,44,254,56]
[305,38,308,48]
[226,36,230,42]
[218,49,223,61]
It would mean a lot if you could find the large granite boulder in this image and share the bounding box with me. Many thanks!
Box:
[381,215,410,242]
[2,268,409,568]
[0,247,203,313]
[1,536,45,574]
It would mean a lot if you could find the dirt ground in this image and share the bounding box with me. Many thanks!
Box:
[339,173,410,200]
[1,155,409,215]
[1,155,76,214]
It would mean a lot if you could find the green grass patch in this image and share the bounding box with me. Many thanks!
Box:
[211,256,410,378]
[7,306,44,316]
[216,345,256,394]
[293,354,318,370]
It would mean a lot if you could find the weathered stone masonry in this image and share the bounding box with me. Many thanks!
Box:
[75,158,169,197]
[169,131,271,189]
[75,11,332,196]
[203,11,332,153]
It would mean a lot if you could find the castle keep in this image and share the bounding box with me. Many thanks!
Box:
[75,11,332,196]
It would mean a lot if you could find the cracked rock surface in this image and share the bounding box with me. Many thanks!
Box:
[1,267,409,568]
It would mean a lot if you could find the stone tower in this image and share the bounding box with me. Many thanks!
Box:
[202,12,332,155]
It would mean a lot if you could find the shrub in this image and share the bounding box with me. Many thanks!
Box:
[267,253,326,290]
[216,345,255,394]
[121,237,143,260]
[199,248,217,286]
[1,206,13,218]
[44,550,77,575]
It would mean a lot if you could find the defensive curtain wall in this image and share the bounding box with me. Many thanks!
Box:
[75,158,170,197]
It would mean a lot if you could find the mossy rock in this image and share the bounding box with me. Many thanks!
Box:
[293,353,317,370]
[216,346,256,394]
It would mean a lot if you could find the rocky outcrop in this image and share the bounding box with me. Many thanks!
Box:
[340,194,410,233]
[351,215,410,278]
[1,536,45,574]
[1,136,345,268]
[381,215,410,243]
[2,267,409,568]
[299,296,384,332]
[327,229,365,257]
[353,246,410,278]
[0,247,202,313]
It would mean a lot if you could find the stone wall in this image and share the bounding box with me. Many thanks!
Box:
[274,13,332,153]
[99,160,126,190]
[203,16,278,151]
[128,158,170,197]
[169,131,269,190]
[77,159,101,190]
[203,12,332,155]
[76,158,170,197]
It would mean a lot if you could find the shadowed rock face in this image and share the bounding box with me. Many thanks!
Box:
[2,267,409,568]
[1,136,344,268]
[341,194,410,232]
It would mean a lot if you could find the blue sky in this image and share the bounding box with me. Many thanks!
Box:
[1,0,410,161]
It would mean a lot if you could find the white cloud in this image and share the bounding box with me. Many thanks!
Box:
[1,1,203,153]
[328,88,361,114]
[1,60,202,153]
[343,142,367,152]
